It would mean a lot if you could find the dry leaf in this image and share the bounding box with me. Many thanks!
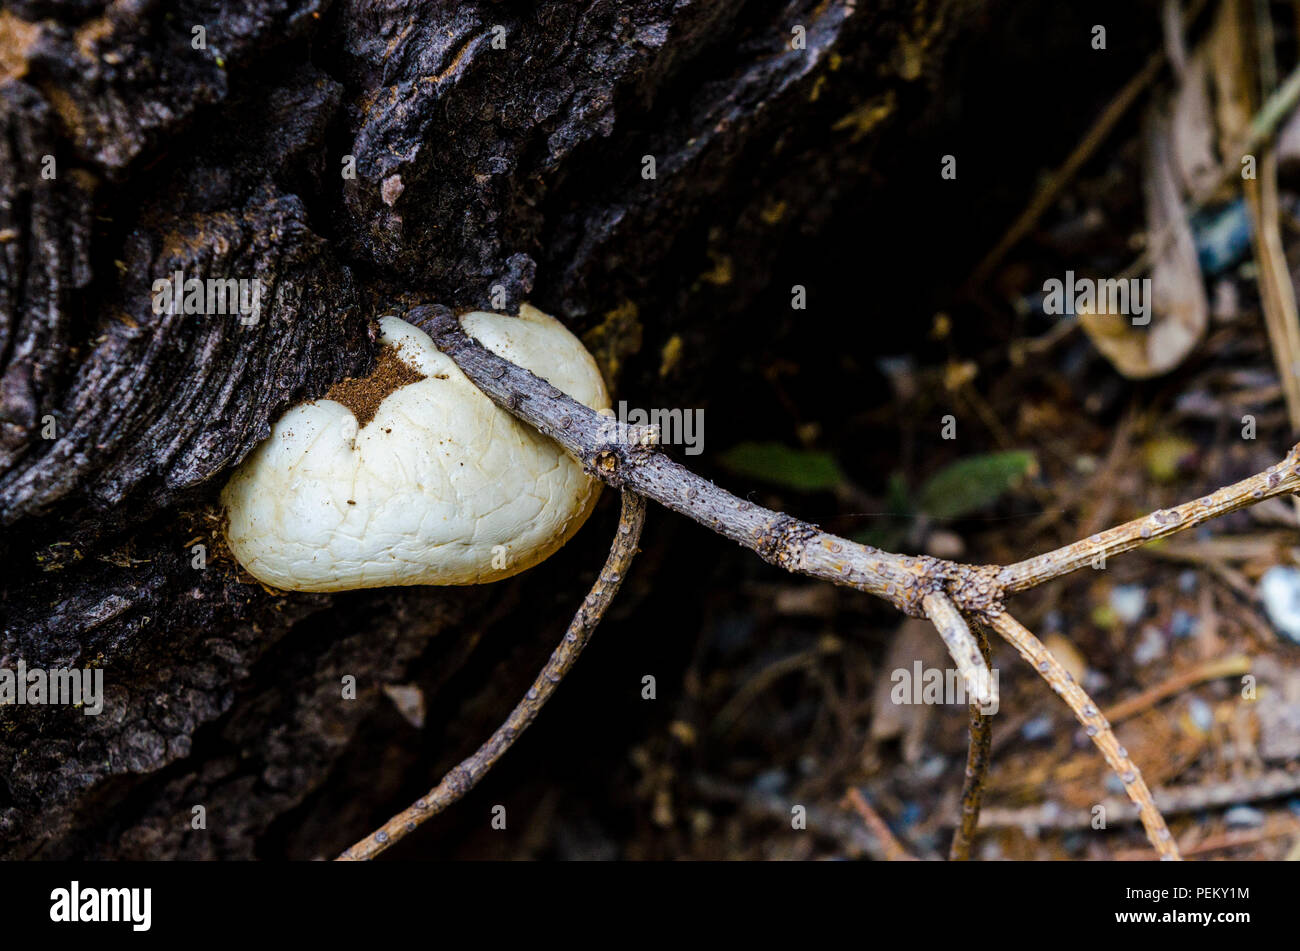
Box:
[1079,110,1207,378]
[869,618,947,763]
[1171,48,1220,196]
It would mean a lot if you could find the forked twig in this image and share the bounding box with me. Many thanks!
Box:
[988,611,1181,860]
[416,304,1004,620]
[337,491,647,860]
[949,620,993,861]
[405,305,1300,860]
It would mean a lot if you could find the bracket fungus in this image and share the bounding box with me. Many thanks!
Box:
[221,305,610,591]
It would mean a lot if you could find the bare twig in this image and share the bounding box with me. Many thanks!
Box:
[1115,821,1299,860]
[337,490,647,861]
[415,304,1002,621]
[1102,653,1251,724]
[966,0,1208,289]
[998,447,1300,593]
[978,768,1300,831]
[416,304,1300,860]
[694,776,914,860]
[967,49,1167,289]
[988,611,1181,860]
[923,591,996,708]
[712,637,841,737]
[949,621,993,861]
[843,788,917,861]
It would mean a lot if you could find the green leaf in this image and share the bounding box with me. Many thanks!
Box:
[884,471,913,516]
[915,450,1036,519]
[717,441,845,492]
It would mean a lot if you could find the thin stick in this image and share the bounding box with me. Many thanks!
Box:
[949,621,993,861]
[923,590,996,708]
[712,639,840,736]
[997,445,1300,593]
[337,491,647,860]
[843,788,917,861]
[1101,653,1251,724]
[415,304,1003,621]
[419,304,1300,862]
[695,776,907,860]
[966,0,1209,288]
[1116,822,1298,860]
[424,303,1300,621]
[967,49,1167,288]
[988,611,1181,860]
[977,768,1300,831]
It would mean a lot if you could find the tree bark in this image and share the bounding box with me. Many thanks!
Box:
[0,0,982,858]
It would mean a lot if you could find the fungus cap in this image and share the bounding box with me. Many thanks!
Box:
[221,305,609,592]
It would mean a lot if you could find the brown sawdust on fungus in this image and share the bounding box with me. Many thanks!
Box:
[322,343,427,427]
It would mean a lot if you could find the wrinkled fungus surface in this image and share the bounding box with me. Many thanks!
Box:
[222,306,609,591]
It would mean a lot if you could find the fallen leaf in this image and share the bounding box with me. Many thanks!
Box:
[717,442,845,492]
[915,450,1036,520]
[1079,109,1207,377]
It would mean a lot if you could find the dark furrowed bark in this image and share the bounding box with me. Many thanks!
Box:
[0,0,983,858]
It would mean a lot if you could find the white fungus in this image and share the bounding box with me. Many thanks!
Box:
[221,305,609,592]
